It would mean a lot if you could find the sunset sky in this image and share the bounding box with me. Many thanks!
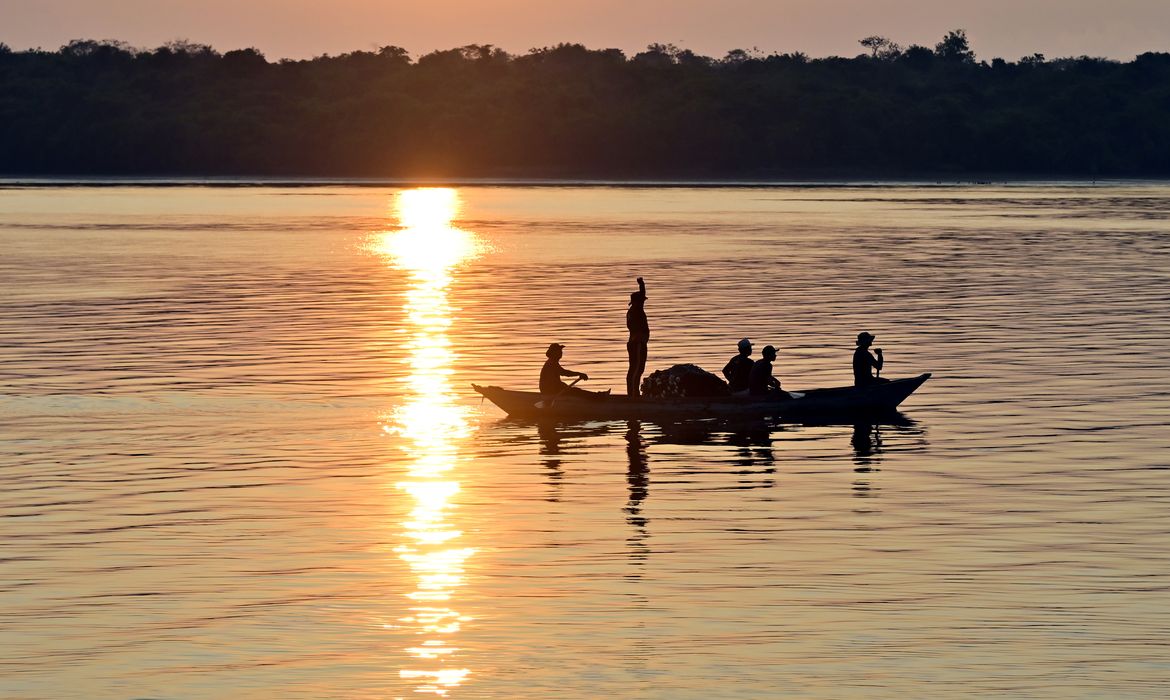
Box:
[2,0,1168,61]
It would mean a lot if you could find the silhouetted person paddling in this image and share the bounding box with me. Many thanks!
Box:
[722,338,754,394]
[853,332,890,386]
[541,343,605,399]
[626,277,649,398]
[748,345,790,398]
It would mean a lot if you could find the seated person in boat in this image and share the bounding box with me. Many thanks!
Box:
[748,345,790,398]
[853,332,890,386]
[541,343,606,398]
[722,338,754,394]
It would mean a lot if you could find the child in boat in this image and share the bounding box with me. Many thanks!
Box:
[748,345,791,398]
[722,338,754,394]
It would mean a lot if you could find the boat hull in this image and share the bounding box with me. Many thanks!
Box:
[473,373,931,421]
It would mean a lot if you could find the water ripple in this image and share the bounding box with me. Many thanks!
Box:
[2,184,1169,699]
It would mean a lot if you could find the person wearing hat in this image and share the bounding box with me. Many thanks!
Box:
[748,344,789,398]
[853,332,889,386]
[540,343,603,398]
[626,276,649,397]
[722,338,754,394]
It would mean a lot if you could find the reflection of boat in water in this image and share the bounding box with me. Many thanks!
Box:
[473,373,930,420]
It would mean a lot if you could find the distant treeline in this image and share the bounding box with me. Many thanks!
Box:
[2,31,1170,177]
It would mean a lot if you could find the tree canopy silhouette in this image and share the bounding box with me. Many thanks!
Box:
[1,31,1168,177]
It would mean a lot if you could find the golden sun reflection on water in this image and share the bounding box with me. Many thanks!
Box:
[377,188,479,696]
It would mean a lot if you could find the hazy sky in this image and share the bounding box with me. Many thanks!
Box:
[2,0,1168,61]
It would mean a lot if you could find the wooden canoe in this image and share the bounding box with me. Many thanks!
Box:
[472,373,930,421]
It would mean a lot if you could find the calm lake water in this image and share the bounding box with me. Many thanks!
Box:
[2,182,1169,699]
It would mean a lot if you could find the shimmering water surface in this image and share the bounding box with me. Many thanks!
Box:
[2,183,1169,699]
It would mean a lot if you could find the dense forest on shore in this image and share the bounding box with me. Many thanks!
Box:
[2,31,1170,177]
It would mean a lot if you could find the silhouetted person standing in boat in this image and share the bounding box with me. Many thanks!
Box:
[626,277,649,398]
[749,345,790,398]
[541,343,605,399]
[722,338,754,394]
[853,332,890,386]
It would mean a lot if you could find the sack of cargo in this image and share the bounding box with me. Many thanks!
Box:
[640,364,730,399]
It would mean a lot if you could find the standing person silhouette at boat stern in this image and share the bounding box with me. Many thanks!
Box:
[626,276,649,398]
[722,338,754,394]
[749,345,790,398]
[541,343,605,399]
[853,332,890,386]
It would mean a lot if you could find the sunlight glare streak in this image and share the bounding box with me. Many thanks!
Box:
[380,188,479,696]
[375,187,480,287]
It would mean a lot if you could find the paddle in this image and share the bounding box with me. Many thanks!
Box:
[535,376,582,410]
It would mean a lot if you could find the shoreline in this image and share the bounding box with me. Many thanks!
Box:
[2,175,1167,188]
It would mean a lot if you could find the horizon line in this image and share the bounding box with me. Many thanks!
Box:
[3,36,1165,64]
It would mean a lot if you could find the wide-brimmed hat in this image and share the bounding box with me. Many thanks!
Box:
[737,338,752,351]
[856,332,876,344]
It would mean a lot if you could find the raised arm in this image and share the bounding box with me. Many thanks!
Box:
[636,277,646,295]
